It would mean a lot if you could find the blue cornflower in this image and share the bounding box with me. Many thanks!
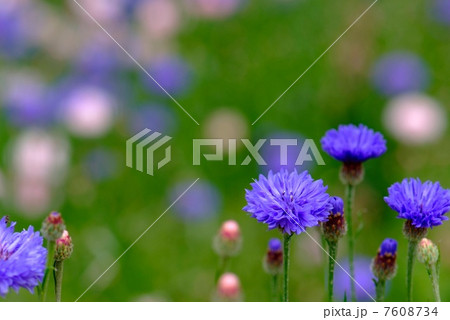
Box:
[321,124,387,164]
[379,238,397,256]
[321,124,387,185]
[384,178,450,229]
[329,196,344,214]
[321,196,346,242]
[0,216,47,298]
[243,170,331,234]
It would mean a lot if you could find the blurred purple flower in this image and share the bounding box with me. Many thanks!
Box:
[2,75,55,127]
[170,180,222,221]
[431,0,450,25]
[144,56,191,96]
[0,216,47,298]
[334,256,376,302]
[371,52,430,96]
[75,41,121,79]
[260,131,313,174]
[129,104,177,135]
[0,4,31,58]
[268,238,282,251]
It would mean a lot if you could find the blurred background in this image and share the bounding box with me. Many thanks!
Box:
[1,0,449,302]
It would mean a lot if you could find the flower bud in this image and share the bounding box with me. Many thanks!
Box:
[416,238,439,266]
[321,196,347,243]
[216,272,241,301]
[403,219,428,242]
[54,230,73,261]
[213,220,242,257]
[371,238,398,281]
[41,211,66,241]
[340,162,364,186]
[263,238,283,275]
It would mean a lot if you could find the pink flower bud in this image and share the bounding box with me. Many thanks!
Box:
[220,220,240,241]
[213,220,242,257]
[41,211,66,241]
[54,230,73,261]
[217,273,241,301]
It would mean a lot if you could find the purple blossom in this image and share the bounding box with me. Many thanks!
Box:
[379,238,397,256]
[0,216,47,298]
[144,56,191,96]
[268,238,282,251]
[129,104,177,135]
[321,124,387,163]
[170,180,222,221]
[243,170,331,235]
[431,0,450,25]
[371,52,430,96]
[334,256,376,302]
[384,178,450,228]
[329,196,344,214]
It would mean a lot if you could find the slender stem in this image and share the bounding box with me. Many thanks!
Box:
[271,275,279,302]
[327,240,337,302]
[426,264,441,302]
[407,240,417,302]
[283,233,292,302]
[41,241,55,302]
[345,183,356,301]
[54,260,64,302]
[375,279,386,302]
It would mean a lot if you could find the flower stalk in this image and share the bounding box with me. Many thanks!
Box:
[54,260,64,302]
[345,183,356,301]
[406,239,417,302]
[327,240,337,302]
[283,233,292,302]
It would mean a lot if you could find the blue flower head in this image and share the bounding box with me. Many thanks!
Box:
[329,196,344,214]
[268,238,282,252]
[380,238,398,256]
[243,170,332,235]
[0,216,47,298]
[384,178,450,229]
[321,124,387,163]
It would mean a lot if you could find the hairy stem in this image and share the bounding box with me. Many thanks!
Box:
[271,274,279,302]
[327,240,337,302]
[407,240,417,302]
[375,279,386,302]
[54,260,64,302]
[283,233,292,302]
[345,183,356,301]
[426,264,441,302]
[41,241,55,302]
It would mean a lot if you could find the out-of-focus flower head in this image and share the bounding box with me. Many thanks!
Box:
[213,220,242,257]
[371,238,398,281]
[204,108,249,153]
[371,52,430,97]
[136,0,181,39]
[259,130,313,174]
[334,256,376,302]
[70,0,128,24]
[216,272,242,301]
[59,85,117,138]
[243,170,331,235]
[385,178,450,230]
[144,56,191,96]
[383,93,447,145]
[1,72,55,127]
[431,0,450,25]
[0,216,47,298]
[129,104,178,135]
[263,238,283,275]
[41,211,66,242]
[170,180,222,221]
[187,0,244,19]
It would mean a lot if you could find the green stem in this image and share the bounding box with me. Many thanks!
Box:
[375,279,386,302]
[271,275,279,302]
[426,264,441,302]
[283,233,292,302]
[41,241,55,302]
[327,240,337,302]
[407,240,417,302]
[215,255,230,282]
[54,260,64,302]
[345,183,356,301]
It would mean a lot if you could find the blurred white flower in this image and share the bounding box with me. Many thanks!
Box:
[14,177,51,216]
[383,93,447,145]
[61,86,116,138]
[204,108,248,152]
[11,129,70,183]
[136,0,180,39]
[70,0,126,24]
